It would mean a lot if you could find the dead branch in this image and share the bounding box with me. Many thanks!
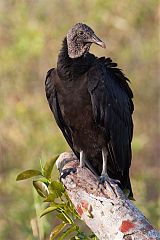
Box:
[56,152,160,240]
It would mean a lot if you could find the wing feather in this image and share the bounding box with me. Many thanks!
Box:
[45,68,79,158]
[88,58,133,173]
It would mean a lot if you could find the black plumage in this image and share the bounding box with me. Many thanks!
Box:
[45,23,134,198]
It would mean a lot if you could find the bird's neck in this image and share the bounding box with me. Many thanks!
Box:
[57,37,72,80]
[57,37,95,81]
[58,37,71,64]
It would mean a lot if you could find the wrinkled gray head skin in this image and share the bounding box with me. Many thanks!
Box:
[67,23,106,58]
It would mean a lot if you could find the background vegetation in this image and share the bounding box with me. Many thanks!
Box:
[0,0,159,239]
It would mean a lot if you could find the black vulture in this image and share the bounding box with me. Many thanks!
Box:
[45,23,134,198]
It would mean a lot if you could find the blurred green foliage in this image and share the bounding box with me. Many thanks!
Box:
[16,156,98,239]
[0,0,159,239]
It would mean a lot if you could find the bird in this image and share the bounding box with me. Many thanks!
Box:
[45,23,134,198]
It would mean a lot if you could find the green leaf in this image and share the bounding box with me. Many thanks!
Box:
[44,193,57,202]
[56,213,69,223]
[49,180,65,197]
[16,169,42,181]
[89,233,97,239]
[76,232,88,240]
[59,225,77,240]
[37,177,49,185]
[49,223,66,240]
[59,211,73,224]
[40,205,59,218]
[43,155,59,179]
[33,180,49,198]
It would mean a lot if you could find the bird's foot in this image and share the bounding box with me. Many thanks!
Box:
[60,167,77,180]
[99,175,120,185]
[99,174,121,198]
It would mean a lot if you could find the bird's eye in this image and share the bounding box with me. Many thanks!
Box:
[79,31,84,36]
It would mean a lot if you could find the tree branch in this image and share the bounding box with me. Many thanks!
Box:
[56,152,160,240]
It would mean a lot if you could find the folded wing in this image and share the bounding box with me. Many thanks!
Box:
[45,68,79,158]
[88,58,134,175]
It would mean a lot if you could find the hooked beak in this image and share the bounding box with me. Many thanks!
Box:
[88,33,106,48]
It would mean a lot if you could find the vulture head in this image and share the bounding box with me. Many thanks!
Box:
[67,23,106,58]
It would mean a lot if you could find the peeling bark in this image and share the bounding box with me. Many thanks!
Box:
[56,152,160,240]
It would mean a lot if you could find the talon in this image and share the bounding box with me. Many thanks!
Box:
[99,175,119,185]
[99,175,107,184]
[98,174,122,198]
[60,167,77,180]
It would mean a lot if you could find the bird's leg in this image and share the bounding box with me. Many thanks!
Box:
[99,147,120,197]
[79,150,98,176]
[101,147,108,177]
[99,147,110,183]
[80,150,86,168]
